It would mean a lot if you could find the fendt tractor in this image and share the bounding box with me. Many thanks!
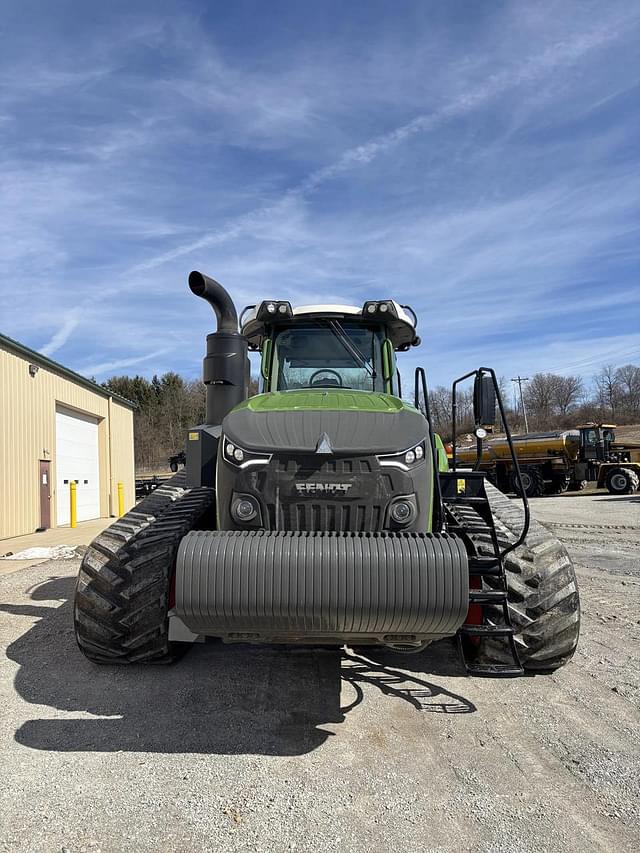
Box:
[74,272,580,676]
[456,424,640,497]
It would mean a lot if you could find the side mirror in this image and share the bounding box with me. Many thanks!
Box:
[473,374,496,426]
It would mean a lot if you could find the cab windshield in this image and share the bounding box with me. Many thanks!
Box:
[271,321,386,392]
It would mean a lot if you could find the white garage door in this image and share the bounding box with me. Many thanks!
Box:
[56,406,100,525]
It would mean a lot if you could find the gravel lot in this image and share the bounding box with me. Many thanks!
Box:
[1,492,638,853]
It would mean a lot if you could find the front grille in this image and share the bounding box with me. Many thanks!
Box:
[269,501,384,532]
[254,453,397,532]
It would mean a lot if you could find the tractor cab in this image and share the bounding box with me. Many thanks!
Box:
[577,423,616,462]
[240,299,419,397]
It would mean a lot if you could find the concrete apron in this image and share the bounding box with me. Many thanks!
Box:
[0,518,114,576]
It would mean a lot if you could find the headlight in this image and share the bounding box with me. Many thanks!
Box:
[223,437,271,469]
[378,442,427,471]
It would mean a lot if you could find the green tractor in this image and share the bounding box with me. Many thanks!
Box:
[74,272,580,675]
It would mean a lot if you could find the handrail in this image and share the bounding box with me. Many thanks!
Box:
[451,367,530,556]
[414,366,444,532]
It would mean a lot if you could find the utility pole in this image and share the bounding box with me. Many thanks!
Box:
[512,376,529,432]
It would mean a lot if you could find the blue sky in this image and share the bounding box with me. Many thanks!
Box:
[1,0,639,391]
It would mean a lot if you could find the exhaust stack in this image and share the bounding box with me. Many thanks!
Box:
[189,270,249,427]
[188,271,239,334]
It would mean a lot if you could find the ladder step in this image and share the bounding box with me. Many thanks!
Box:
[469,566,502,577]
[469,589,507,604]
[458,624,514,637]
[444,496,488,505]
[451,526,492,536]
[464,662,524,677]
[468,556,502,576]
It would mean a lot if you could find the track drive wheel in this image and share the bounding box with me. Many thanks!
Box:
[74,471,214,664]
[467,483,580,672]
[605,467,639,495]
[510,465,545,498]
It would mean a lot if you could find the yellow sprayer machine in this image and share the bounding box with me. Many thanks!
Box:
[455,423,640,497]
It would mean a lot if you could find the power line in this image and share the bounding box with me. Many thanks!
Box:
[544,345,640,375]
[512,375,529,432]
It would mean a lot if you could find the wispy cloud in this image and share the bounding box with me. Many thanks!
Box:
[80,348,170,379]
[1,0,639,390]
[40,309,83,357]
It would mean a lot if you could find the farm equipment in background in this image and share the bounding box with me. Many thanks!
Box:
[135,474,171,499]
[168,451,186,473]
[73,271,580,676]
[455,424,640,496]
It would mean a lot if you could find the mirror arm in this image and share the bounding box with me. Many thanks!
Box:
[474,433,483,471]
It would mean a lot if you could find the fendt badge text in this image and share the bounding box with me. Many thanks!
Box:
[295,483,353,495]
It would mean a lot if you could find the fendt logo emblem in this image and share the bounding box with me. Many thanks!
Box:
[295,483,353,495]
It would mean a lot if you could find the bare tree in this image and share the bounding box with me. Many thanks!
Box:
[551,375,584,417]
[426,385,451,437]
[615,364,640,419]
[523,373,556,427]
[594,365,622,419]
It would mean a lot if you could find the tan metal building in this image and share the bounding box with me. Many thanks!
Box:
[0,333,135,539]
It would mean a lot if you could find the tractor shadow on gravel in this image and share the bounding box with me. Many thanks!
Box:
[5,573,475,756]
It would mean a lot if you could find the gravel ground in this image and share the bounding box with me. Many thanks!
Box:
[0,492,638,853]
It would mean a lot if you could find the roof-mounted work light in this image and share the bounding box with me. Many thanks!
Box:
[256,300,293,321]
[362,300,398,318]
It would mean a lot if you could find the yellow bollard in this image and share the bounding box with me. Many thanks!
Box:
[70,481,77,528]
[117,482,125,517]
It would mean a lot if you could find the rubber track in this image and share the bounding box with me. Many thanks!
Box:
[74,471,215,664]
[449,482,580,672]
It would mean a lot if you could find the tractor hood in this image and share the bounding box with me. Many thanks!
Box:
[222,390,427,455]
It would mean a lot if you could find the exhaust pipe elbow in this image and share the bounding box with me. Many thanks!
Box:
[189,270,238,333]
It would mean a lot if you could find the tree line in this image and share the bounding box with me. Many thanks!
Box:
[102,363,639,471]
[102,373,258,471]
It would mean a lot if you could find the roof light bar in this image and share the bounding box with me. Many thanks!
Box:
[256,300,293,321]
[362,300,398,318]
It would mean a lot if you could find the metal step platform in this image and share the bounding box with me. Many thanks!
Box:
[440,470,524,677]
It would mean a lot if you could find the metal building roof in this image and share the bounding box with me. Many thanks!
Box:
[0,333,136,410]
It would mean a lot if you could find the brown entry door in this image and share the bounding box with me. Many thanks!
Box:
[39,460,51,530]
